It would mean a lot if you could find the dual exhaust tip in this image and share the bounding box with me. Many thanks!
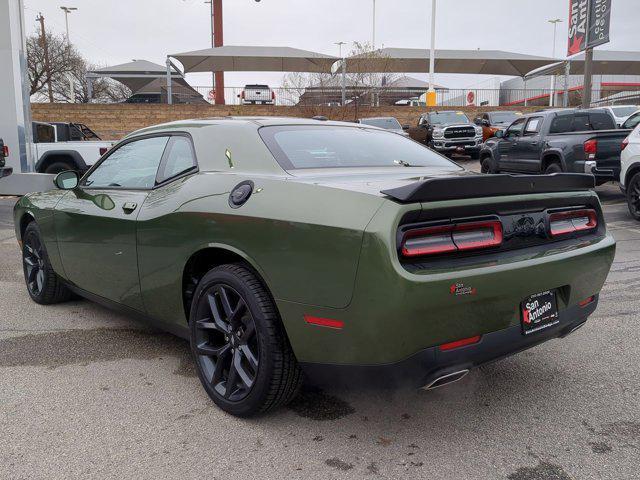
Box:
[422,369,470,390]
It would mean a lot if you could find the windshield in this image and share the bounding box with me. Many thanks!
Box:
[260,125,459,170]
[359,118,402,130]
[428,112,470,125]
[612,107,637,117]
[490,112,521,124]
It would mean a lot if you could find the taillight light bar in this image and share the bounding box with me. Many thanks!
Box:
[2,145,8,157]
[584,139,597,159]
[549,209,597,237]
[401,220,503,258]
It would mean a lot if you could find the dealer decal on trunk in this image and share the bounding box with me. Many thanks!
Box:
[450,283,477,296]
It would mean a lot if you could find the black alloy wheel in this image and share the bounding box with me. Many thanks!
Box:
[23,231,45,297]
[21,222,72,304]
[189,264,302,416]
[193,283,259,402]
[627,173,640,221]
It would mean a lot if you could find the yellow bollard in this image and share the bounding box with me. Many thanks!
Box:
[426,90,437,106]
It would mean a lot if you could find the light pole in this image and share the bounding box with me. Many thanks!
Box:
[372,0,376,49]
[334,41,346,58]
[60,6,77,103]
[335,42,347,106]
[426,0,436,106]
[548,18,562,107]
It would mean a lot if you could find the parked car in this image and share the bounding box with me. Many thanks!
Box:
[240,84,275,105]
[620,122,640,220]
[474,111,523,142]
[598,105,638,127]
[418,111,483,159]
[621,110,640,130]
[0,138,12,179]
[357,117,410,136]
[14,117,615,416]
[480,109,630,184]
[395,97,425,107]
[32,122,114,174]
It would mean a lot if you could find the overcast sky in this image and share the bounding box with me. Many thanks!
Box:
[23,0,638,89]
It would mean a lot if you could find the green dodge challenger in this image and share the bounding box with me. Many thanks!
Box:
[13,117,615,416]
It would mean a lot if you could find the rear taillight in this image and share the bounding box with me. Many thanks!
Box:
[549,209,597,237]
[241,91,245,99]
[271,90,276,100]
[584,139,597,159]
[439,335,482,352]
[622,137,629,151]
[99,147,108,156]
[2,145,8,157]
[401,220,503,258]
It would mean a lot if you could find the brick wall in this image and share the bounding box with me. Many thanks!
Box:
[31,103,544,141]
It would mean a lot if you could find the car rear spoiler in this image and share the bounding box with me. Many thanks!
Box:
[381,173,595,203]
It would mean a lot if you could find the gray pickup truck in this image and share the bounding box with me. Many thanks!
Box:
[480,109,630,184]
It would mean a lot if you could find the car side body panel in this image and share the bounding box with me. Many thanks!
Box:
[136,172,386,328]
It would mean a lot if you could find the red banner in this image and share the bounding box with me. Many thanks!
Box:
[568,0,589,56]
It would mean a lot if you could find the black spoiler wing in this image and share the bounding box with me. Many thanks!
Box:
[381,173,595,203]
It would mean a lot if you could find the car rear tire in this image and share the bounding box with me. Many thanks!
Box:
[44,161,75,174]
[189,264,302,417]
[544,162,563,174]
[22,222,73,304]
[626,173,640,221]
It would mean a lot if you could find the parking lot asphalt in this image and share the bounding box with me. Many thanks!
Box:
[1,180,639,480]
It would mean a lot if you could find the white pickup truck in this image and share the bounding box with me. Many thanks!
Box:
[32,122,115,174]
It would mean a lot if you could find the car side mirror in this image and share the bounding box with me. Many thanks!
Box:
[494,130,505,138]
[402,124,410,131]
[54,170,79,190]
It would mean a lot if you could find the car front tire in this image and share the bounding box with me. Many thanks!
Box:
[22,222,72,304]
[189,264,302,417]
[481,156,496,174]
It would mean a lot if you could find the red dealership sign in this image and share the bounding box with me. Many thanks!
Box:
[568,0,589,55]
[568,0,612,56]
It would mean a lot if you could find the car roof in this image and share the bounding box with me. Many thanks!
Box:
[129,116,366,136]
[359,117,398,121]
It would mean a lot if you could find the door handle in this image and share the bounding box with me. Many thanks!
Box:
[122,202,137,213]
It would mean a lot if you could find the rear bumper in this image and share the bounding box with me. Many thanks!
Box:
[582,160,620,183]
[301,297,598,389]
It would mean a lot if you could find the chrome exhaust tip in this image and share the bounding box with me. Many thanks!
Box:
[422,369,470,390]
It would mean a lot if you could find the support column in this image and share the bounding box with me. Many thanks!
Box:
[582,48,594,108]
[166,57,173,105]
[213,0,225,105]
[0,0,32,173]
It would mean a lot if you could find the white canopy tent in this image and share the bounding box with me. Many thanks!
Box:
[525,50,640,79]
[343,48,559,77]
[166,45,341,104]
[85,59,204,103]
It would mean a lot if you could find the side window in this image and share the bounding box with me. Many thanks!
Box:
[84,136,169,189]
[589,112,616,130]
[506,118,526,138]
[572,114,591,132]
[624,113,640,130]
[549,115,573,134]
[482,113,489,121]
[156,136,197,184]
[523,117,542,136]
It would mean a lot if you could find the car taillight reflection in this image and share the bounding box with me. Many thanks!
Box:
[401,220,503,258]
[549,209,597,237]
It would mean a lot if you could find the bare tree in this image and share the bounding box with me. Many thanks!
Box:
[27,32,132,103]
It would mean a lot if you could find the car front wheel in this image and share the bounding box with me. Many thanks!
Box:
[626,173,640,221]
[22,222,72,304]
[189,264,302,416]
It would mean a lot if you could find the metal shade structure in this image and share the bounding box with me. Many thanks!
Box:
[344,48,558,77]
[169,45,339,73]
[87,59,184,93]
[525,50,640,79]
